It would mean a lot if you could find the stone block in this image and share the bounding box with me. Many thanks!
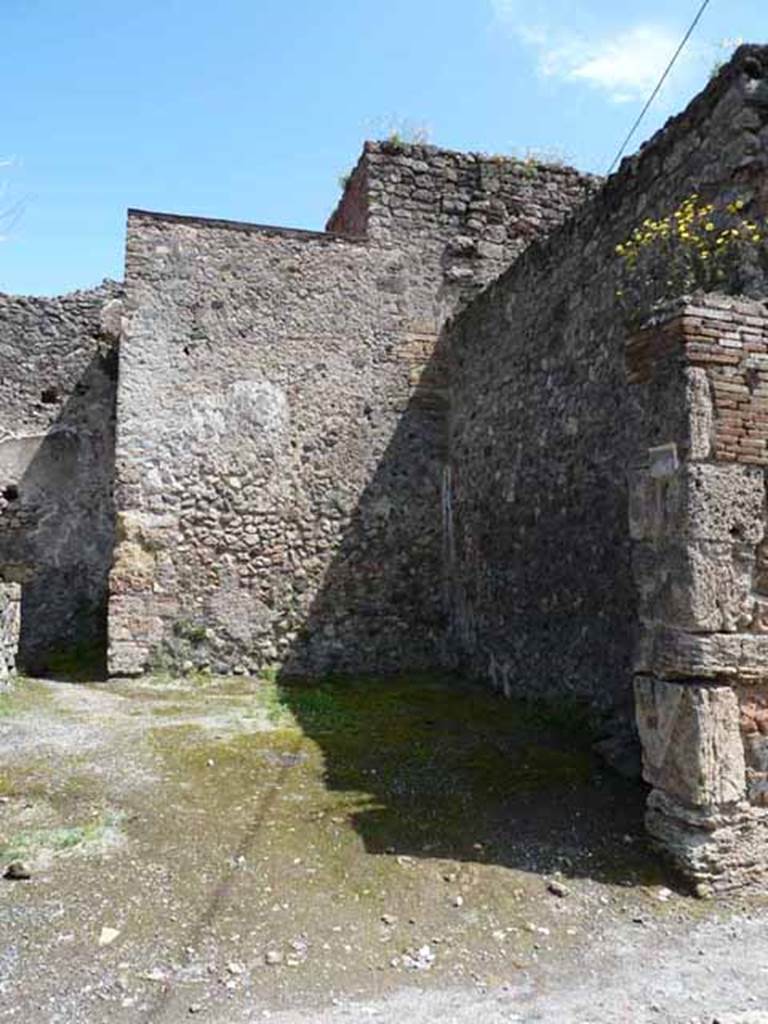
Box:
[641,629,768,681]
[99,297,124,342]
[632,540,754,633]
[629,463,765,546]
[108,641,149,678]
[108,594,169,646]
[0,581,21,681]
[686,366,714,460]
[635,677,746,809]
[645,787,768,891]
[635,628,739,678]
[685,463,766,545]
[738,689,768,805]
[110,511,181,596]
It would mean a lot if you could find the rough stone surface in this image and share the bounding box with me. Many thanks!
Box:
[109,219,449,675]
[442,48,768,710]
[0,581,20,681]
[328,140,600,319]
[109,149,595,676]
[2,45,768,890]
[645,787,768,892]
[635,678,746,809]
[628,294,768,887]
[0,282,122,674]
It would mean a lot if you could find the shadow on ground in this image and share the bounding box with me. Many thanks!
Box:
[275,673,667,888]
[0,674,706,1024]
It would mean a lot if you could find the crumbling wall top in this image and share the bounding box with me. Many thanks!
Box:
[327,139,600,246]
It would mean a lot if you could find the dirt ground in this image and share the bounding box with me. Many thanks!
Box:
[1,673,767,1024]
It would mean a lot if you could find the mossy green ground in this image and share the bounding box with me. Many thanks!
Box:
[0,673,733,1022]
[0,813,123,863]
[0,676,55,718]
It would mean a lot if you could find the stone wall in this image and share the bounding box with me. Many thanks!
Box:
[0,581,20,682]
[628,296,768,891]
[0,283,122,674]
[3,43,768,889]
[328,141,599,319]
[109,215,448,675]
[109,149,596,677]
[442,46,768,711]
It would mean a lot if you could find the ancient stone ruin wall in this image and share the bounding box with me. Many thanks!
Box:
[443,46,768,711]
[329,141,599,319]
[0,581,20,681]
[0,283,122,674]
[109,150,595,678]
[109,215,450,676]
[628,295,768,891]
[2,44,768,890]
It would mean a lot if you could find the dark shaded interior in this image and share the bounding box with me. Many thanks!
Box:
[0,351,117,680]
[274,673,670,887]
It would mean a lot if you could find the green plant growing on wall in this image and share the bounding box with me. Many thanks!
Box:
[173,619,207,644]
[710,37,744,79]
[378,119,431,152]
[499,146,571,177]
[520,146,569,169]
[615,194,766,324]
[520,155,539,179]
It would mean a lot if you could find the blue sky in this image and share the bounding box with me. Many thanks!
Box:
[1,0,764,295]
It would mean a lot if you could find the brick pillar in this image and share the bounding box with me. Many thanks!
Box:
[626,294,768,893]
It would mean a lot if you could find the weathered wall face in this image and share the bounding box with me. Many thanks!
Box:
[0,284,122,674]
[329,141,599,319]
[0,581,20,682]
[110,148,595,678]
[109,216,449,675]
[628,296,768,891]
[443,46,768,710]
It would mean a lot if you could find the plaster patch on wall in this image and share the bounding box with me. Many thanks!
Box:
[648,443,679,480]
[0,434,49,480]
[188,381,289,445]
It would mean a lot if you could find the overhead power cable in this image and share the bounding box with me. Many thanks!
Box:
[606,0,713,175]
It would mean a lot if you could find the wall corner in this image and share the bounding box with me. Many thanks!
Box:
[626,293,768,892]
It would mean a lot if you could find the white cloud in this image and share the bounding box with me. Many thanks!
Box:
[492,1,698,104]
[559,26,682,102]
